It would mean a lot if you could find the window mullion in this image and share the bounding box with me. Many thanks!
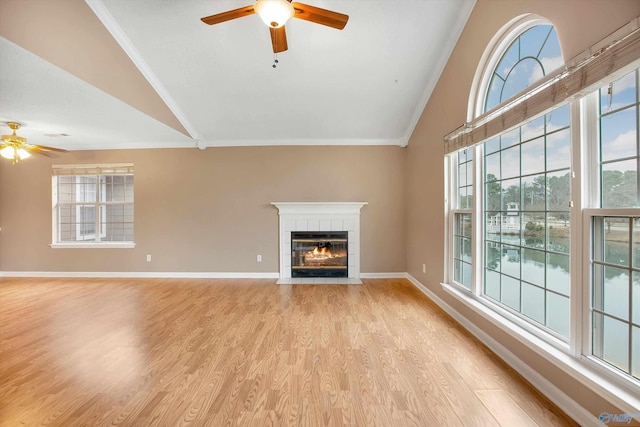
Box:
[473,144,483,296]
[569,100,583,357]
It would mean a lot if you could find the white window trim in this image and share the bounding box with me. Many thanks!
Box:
[50,242,135,249]
[443,19,640,412]
[51,164,134,247]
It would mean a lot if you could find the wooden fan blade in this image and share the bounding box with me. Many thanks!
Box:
[28,147,59,158]
[270,26,288,53]
[291,2,348,30]
[29,144,68,153]
[201,5,255,25]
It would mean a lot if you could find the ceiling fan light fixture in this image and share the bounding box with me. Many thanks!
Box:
[254,0,294,28]
[0,145,31,162]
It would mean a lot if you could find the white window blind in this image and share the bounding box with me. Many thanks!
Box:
[444,17,640,154]
[52,163,134,176]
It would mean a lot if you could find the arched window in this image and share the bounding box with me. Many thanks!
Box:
[446,12,640,396]
[484,24,563,112]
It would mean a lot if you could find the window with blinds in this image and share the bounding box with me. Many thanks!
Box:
[443,15,640,398]
[51,164,134,246]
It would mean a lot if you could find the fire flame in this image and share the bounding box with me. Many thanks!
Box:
[312,247,331,257]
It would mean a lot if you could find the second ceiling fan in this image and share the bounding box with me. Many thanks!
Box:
[201,0,349,54]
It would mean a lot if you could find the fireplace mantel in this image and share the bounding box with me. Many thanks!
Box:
[271,202,367,284]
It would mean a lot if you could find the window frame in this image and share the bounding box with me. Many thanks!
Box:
[443,19,640,409]
[51,164,135,249]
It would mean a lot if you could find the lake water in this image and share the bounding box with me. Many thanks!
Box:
[485,232,639,378]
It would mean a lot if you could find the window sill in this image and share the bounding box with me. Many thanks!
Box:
[49,242,136,249]
[440,281,640,415]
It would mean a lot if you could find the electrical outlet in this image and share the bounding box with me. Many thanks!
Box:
[422,263,426,273]
[146,254,151,262]
[257,254,262,262]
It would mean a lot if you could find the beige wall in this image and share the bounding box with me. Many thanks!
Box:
[405,0,640,418]
[0,145,406,273]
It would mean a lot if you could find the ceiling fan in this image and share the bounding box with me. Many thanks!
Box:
[1,122,68,164]
[201,0,349,54]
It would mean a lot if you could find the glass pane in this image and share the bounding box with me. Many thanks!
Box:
[458,187,470,209]
[521,137,545,176]
[485,241,501,272]
[456,213,472,238]
[501,245,520,279]
[594,312,629,373]
[601,70,637,113]
[547,213,570,253]
[546,129,571,171]
[521,115,544,142]
[502,58,544,101]
[546,292,569,337]
[501,275,521,311]
[458,162,467,187]
[600,106,637,162]
[485,152,501,181]
[604,217,629,267]
[501,178,520,211]
[602,159,638,208]
[547,104,570,131]
[521,174,545,210]
[523,215,545,248]
[521,282,545,324]
[546,253,570,296]
[461,237,472,262]
[603,265,629,321]
[501,146,520,179]
[485,269,501,301]
[484,137,501,155]
[466,161,473,186]
[496,41,520,80]
[519,25,549,59]
[521,248,545,287]
[485,75,505,112]
[537,28,563,76]
[485,182,501,211]
[500,128,520,149]
[546,171,571,212]
[461,262,472,289]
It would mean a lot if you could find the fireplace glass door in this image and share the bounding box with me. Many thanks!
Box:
[291,231,348,278]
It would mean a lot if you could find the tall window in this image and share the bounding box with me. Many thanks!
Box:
[483,104,571,338]
[589,69,640,380]
[453,149,473,289]
[52,164,134,246]
[445,16,640,396]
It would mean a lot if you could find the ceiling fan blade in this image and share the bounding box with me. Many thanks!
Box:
[29,144,68,153]
[28,147,60,158]
[291,2,348,30]
[270,26,288,53]
[201,5,255,25]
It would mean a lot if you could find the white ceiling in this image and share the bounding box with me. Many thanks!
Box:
[0,0,474,151]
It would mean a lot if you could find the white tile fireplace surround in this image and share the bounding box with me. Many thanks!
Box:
[271,202,367,284]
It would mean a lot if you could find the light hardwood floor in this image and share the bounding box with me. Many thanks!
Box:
[0,277,577,426]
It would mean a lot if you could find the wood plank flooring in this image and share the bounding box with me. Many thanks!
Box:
[0,278,577,426]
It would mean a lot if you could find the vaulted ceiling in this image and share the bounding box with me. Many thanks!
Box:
[0,0,474,151]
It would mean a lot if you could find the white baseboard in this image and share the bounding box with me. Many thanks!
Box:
[405,274,598,427]
[0,271,408,279]
[360,272,408,279]
[0,271,280,279]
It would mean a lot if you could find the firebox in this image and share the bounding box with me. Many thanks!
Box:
[291,231,348,278]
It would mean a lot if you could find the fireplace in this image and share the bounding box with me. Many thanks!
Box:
[291,231,348,278]
[271,202,367,284]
